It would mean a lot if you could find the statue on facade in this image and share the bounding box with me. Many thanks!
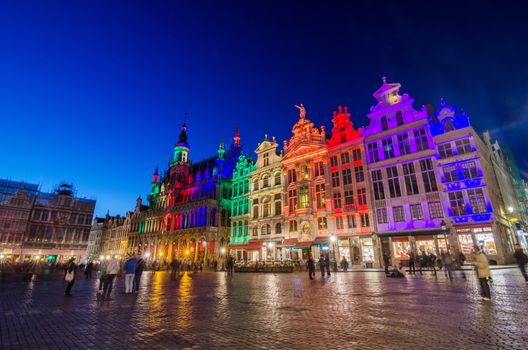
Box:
[294,104,306,119]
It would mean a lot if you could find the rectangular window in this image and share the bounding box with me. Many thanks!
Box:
[342,168,352,185]
[331,172,340,187]
[347,214,356,228]
[376,208,388,224]
[263,203,270,217]
[397,133,410,156]
[443,165,458,183]
[299,186,309,209]
[371,170,385,200]
[314,162,324,177]
[393,206,405,222]
[354,166,365,182]
[352,149,361,161]
[396,111,404,126]
[414,128,428,151]
[461,161,479,179]
[360,213,370,227]
[410,203,424,220]
[315,184,326,209]
[263,176,269,188]
[387,166,402,198]
[456,139,472,155]
[449,191,466,216]
[330,156,339,167]
[333,192,342,209]
[275,201,282,216]
[300,166,309,180]
[402,162,419,195]
[336,216,344,230]
[367,143,379,162]
[382,138,394,159]
[340,152,350,164]
[357,188,367,205]
[438,143,453,159]
[263,152,269,167]
[420,159,438,192]
[318,217,327,229]
[428,201,444,219]
[288,189,297,210]
[289,220,298,232]
[468,188,487,214]
[288,169,297,184]
[344,190,354,205]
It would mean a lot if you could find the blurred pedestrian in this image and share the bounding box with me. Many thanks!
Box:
[408,251,416,275]
[341,256,349,272]
[97,261,107,300]
[102,257,120,300]
[226,255,234,277]
[134,257,145,292]
[513,244,528,282]
[324,254,331,277]
[440,250,453,280]
[474,247,491,300]
[383,253,390,275]
[64,258,76,297]
[318,256,325,277]
[170,259,179,280]
[84,261,93,279]
[124,255,138,294]
[307,254,315,280]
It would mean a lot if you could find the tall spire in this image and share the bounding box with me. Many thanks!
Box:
[152,165,159,183]
[178,122,188,145]
[233,128,240,147]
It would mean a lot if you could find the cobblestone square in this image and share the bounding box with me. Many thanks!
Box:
[1,269,527,350]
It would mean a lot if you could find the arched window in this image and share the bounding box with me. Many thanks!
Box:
[274,173,281,186]
[443,118,455,132]
[275,223,282,234]
[252,227,258,236]
[253,206,259,219]
[238,221,243,235]
[263,175,269,188]
[381,116,388,131]
[253,179,259,191]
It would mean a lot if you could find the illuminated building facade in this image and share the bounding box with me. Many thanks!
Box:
[430,102,517,263]
[364,78,446,265]
[281,105,331,260]
[129,123,240,264]
[326,106,376,267]
[247,135,285,261]
[229,152,255,260]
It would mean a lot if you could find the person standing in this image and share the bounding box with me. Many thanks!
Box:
[318,256,326,277]
[341,256,349,272]
[383,253,391,275]
[440,250,453,280]
[513,244,528,282]
[474,247,491,300]
[408,251,416,275]
[124,255,138,294]
[324,254,331,277]
[84,261,93,279]
[97,261,107,300]
[102,257,120,300]
[307,254,315,280]
[64,258,76,297]
[134,257,145,292]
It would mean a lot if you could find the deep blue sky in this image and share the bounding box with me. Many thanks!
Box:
[1,1,528,217]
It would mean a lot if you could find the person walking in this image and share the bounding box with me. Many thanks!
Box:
[440,249,453,280]
[318,256,326,277]
[96,261,107,300]
[226,255,235,277]
[102,257,120,300]
[513,244,528,282]
[383,253,391,275]
[170,259,179,280]
[324,254,331,277]
[84,261,93,279]
[474,247,491,300]
[428,251,437,276]
[408,251,416,275]
[307,254,315,280]
[64,258,76,297]
[134,257,145,292]
[124,255,138,294]
[341,256,349,272]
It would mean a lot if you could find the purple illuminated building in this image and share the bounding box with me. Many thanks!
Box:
[430,99,516,264]
[364,78,447,265]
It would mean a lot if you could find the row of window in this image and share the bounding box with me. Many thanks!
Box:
[367,127,429,162]
[330,166,365,187]
[329,149,362,167]
[438,138,473,159]
[376,201,444,224]
[371,159,438,200]
[380,112,405,131]
[250,223,282,236]
[288,213,370,232]
[443,161,480,183]
[449,189,488,216]
[32,209,92,226]
[253,173,282,190]
[252,200,282,219]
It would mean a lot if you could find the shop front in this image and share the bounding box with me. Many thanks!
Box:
[455,226,498,262]
[379,230,450,266]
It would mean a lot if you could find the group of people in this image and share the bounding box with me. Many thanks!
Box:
[62,255,146,300]
[306,253,334,280]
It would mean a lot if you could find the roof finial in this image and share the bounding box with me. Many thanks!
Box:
[294,104,306,119]
[382,76,387,84]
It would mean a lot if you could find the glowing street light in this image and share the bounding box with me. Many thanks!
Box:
[99,255,104,260]
[0,254,5,259]
[35,255,40,260]
[105,255,110,260]
[329,235,337,243]
[145,252,150,258]
[221,248,226,254]
[507,206,514,213]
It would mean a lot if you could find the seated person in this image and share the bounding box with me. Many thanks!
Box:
[388,263,406,278]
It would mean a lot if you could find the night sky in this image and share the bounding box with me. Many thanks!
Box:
[1,1,527,217]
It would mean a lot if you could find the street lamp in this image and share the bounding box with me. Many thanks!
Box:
[507,206,514,214]
[440,220,450,254]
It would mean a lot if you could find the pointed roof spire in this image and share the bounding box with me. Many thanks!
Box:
[234,128,241,147]
[153,165,159,176]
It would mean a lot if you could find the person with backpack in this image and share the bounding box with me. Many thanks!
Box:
[474,246,491,300]
[513,244,528,282]
[64,258,76,297]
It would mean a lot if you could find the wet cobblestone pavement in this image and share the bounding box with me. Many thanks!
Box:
[1,269,527,350]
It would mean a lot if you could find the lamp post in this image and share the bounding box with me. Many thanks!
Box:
[329,235,337,271]
[440,220,450,254]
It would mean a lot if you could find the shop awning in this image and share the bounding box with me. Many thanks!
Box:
[278,238,299,247]
[455,224,493,231]
[294,241,313,248]
[246,240,264,251]
[376,229,445,238]
[229,244,248,249]
[314,236,330,244]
